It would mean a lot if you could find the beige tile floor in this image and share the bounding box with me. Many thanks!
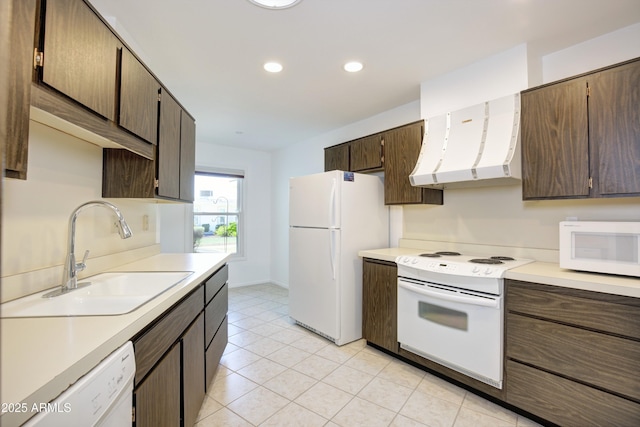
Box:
[195,284,543,427]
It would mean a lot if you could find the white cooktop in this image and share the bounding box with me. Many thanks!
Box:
[397,252,533,295]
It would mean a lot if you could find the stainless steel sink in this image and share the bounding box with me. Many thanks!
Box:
[0,271,194,318]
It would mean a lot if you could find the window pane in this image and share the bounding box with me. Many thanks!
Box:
[194,214,238,254]
[194,174,240,213]
[193,173,242,255]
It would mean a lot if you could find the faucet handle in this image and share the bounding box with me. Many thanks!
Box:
[76,250,90,272]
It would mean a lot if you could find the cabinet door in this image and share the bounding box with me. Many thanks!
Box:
[119,48,160,144]
[384,122,443,205]
[521,77,590,199]
[180,111,196,201]
[3,0,36,180]
[590,60,640,197]
[183,314,205,427]
[362,259,398,353]
[42,0,118,120]
[134,344,181,427]
[158,91,182,199]
[350,134,383,172]
[324,144,349,171]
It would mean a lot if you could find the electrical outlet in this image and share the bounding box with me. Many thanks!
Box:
[142,214,149,231]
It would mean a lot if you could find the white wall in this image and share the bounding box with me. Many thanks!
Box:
[420,44,534,118]
[270,102,420,287]
[2,121,159,301]
[406,28,640,259]
[542,23,640,83]
[159,203,192,253]
[192,143,272,287]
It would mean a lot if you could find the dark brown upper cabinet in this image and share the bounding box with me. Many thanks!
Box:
[521,77,589,199]
[383,121,443,205]
[324,143,350,172]
[589,60,640,197]
[40,0,119,121]
[3,0,37,180]
[324,121,443,205]
[3,0,195,199]
[350,134,383,172]
[521,57,640,200]
[324,134,383,173]
[102,89,196,202]
[119,47,160,145]
[158,91,182,200]
[179,110,196,202]
[158,91,196,202]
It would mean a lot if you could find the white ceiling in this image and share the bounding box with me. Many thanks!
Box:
[89,0,640,151]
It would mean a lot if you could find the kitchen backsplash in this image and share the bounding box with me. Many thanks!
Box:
[402,183,640,262]
[1,121,160,302]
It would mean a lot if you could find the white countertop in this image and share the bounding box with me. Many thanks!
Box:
[0,252,229,427]
[359,248,640,298]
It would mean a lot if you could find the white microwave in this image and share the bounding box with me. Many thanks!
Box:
[559,221,640,277]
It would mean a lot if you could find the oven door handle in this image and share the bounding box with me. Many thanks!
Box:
[398,280,500,308]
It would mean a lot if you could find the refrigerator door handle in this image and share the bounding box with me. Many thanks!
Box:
[329,178,336,228]
[329,229,337,280]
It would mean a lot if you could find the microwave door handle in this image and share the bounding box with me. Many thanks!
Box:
[398,280,500,308]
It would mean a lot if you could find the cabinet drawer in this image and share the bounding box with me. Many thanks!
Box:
[506,280,640,339]
[134,286,204,384]
[205,264,228,305]
[507,313,640,401]
[507,360,640,427]
[205,284,228,347]
[206,316,228,389]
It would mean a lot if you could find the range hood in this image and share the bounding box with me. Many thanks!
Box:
[410,93,522,189]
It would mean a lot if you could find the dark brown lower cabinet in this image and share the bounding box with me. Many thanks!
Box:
[183,314,205,427]
[206,318,228,388]
[361,262,640,425]
[507,360,640,427]
[505,279,640,427]
[204,264,229,389]
[133,264,228,427]
[362,258,398,353]
[134,344,181,427]
[362,258,503,400]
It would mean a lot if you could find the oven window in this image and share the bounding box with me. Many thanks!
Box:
[419,302,468,331]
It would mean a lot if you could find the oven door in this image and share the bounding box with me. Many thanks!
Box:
[397,277,503,388]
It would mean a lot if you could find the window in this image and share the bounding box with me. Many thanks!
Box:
[193,171,243,256]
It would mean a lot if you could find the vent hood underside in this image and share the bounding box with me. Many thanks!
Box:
[410,93,522,189]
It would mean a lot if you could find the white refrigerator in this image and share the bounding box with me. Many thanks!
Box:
[289,170,389,345]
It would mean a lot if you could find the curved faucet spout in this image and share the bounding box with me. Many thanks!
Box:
[58,201,132,295]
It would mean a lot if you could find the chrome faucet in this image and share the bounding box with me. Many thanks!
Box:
[44,201,132,298]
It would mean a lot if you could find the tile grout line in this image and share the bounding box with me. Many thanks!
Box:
[196,284,537,427]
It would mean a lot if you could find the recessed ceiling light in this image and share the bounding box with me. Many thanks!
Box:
[247,0,302,9]
[264,62,283,73]
[344,61,364,73]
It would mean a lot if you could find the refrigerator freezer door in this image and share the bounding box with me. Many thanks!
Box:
[289,226,340,342]
[289,170,342,229]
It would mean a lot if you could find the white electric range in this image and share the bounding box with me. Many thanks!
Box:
[396,251,533,389]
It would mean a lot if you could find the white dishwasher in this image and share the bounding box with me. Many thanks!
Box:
[25,341,135,427]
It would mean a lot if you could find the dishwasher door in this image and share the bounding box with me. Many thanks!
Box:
[24,341,135,426]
